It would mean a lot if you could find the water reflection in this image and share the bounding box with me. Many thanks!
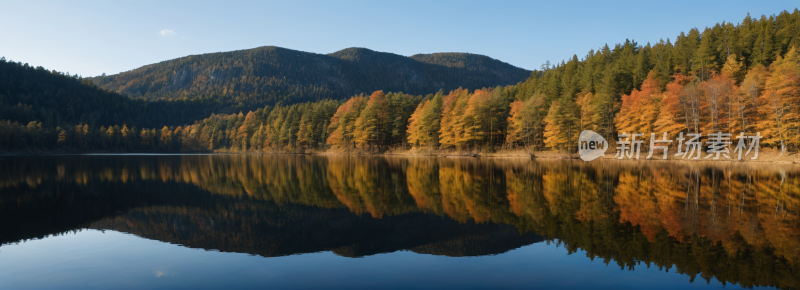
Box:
[0,155,798,289]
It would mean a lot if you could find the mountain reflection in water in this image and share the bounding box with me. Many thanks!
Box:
[0,155,798,289]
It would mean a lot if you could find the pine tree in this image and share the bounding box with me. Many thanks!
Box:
[296,114,314,148]
[543,97,579,150]
[693,28,719,81]
[406,101,428,147]
[160,126,172,149]
[419,92,444,148]
[352,91,388,148]
[439,89,469,149]
[721,54,746,84]
[759,50,800,153]
[506,100,524,145]
[459,89,492,148]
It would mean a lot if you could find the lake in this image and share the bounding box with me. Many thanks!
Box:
[0,155,797,289]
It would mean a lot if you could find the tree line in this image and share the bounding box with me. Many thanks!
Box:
[2,10,799,153]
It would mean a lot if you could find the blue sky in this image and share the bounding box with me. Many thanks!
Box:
[2,0,797,77]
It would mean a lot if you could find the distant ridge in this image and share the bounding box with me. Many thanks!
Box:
[92,46,531,111]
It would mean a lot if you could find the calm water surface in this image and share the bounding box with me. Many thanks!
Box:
[0,155,797,289]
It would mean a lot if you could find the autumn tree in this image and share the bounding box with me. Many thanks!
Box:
[615,71,661,142]
[721,54,746,84]
[407,101,429,147]
[407,92,444,149]
[506,93,545,151]
[653,74,690,137]
[327,96,367,148]
[439,89,470,149]
[543,96,579,150]
[352,91,389,148]
[759,49,800,153]
[701,73,738,134]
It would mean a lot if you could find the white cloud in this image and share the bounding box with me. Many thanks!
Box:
[159,29,176,36]
[154,270,172,277]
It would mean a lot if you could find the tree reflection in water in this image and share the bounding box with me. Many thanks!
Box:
[0,155,798,289]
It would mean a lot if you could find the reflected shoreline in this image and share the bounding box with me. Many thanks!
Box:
[3,148,800,165]
[1,155,798,289]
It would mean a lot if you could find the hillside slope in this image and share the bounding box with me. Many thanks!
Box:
[0,58,147,127]
[0,58,237,128]
[92,46,531,108]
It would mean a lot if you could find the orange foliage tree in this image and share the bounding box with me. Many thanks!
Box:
[614,71,661,141]
[326,96,367,148]
[353,91,389,148]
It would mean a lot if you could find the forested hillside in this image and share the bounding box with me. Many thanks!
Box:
[410,52,527,76]
[0,58,148,126]
[0,58,245,129]
[91,46,529,112]
[2,9,799,154]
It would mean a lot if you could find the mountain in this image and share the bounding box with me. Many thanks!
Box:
[92,46,531,110]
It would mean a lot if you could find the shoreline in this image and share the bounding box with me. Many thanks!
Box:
[2,148,798,164]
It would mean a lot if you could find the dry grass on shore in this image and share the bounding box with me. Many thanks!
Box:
[203,145,800,164]
[324,146,800,164]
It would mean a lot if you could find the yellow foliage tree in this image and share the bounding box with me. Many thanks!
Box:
[406,100,428,147]
[759,50,800,152]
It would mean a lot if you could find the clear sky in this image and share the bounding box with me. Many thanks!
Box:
[2,0,797,77]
